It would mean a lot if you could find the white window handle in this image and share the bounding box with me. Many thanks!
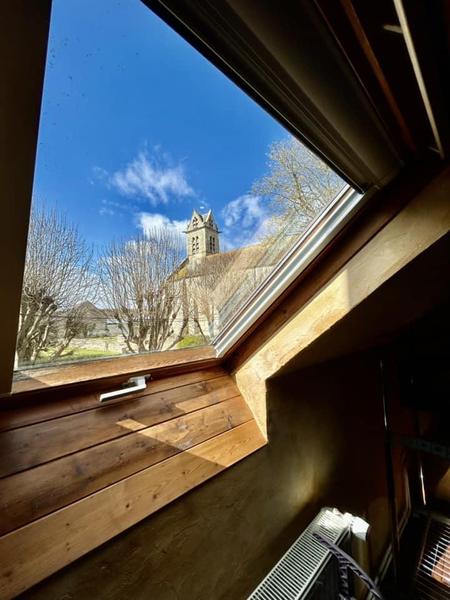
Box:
[99,375,148,402]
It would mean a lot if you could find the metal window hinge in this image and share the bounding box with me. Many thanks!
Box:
[99,375,149,402]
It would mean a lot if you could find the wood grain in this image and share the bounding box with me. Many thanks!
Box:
[0,420,266,600]
[0,375,239,478]
[0,367,226,432]
[0,396,252,535]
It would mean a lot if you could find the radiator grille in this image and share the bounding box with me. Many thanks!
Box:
[247,508,352,600]
[414,516,450,599]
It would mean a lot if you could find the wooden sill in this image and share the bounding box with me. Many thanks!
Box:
[0,367,265,598]
[10,345,219,397]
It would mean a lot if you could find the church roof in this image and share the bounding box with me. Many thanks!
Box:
[175,240,282,279]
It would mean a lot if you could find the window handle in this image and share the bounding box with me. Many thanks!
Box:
[99,375,148,402]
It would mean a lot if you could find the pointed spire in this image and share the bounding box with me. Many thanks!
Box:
[185,208,220,258]
[186,209,203,232]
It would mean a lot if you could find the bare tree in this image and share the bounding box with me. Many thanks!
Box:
[16,206,95,366]
[50,304,96,360]
[186,138,344,335]
[252,136,344,234]
[99,229,185,353]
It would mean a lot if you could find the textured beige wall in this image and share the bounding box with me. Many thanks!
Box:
[22,352,404,600]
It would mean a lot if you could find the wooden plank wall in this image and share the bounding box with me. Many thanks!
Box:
[0,367,265,599]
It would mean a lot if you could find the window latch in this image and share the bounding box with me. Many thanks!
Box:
[99,375,148,402]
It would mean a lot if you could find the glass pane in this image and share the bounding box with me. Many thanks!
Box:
[15,0,346,370]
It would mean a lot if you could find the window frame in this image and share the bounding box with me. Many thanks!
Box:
[0,1,52,397]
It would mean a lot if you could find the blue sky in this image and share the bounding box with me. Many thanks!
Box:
[33,0,288,250]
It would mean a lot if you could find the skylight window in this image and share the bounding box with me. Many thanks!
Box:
[14,0,348,371]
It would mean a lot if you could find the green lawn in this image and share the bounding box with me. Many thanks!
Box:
[177,334,205,349]
[35,334,205,365]
[37,346,121,364]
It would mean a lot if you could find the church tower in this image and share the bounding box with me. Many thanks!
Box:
[185,209,220,260]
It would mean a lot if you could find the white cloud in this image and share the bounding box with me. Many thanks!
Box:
[198,198,210,212]
[99,206,115,216]
[137,212,188,238]
[109,150,194,205]
[221,194,271,248]
[98,198,123,216]
[222,194,265,229]
[91,166,108,184]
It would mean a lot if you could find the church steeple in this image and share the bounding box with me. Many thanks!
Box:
[185,209,220,260]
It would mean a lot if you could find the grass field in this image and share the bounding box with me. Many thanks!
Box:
[36,342,122,364]
[33,333,205,366]
[177,334,205,349]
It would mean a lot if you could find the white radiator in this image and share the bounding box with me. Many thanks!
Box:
[247,508,353,600]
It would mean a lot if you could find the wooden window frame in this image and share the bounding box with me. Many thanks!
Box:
[0,2,52,397]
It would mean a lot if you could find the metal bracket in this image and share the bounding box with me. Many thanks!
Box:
[99,375,148,402]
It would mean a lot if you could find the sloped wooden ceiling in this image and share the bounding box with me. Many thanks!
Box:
[0,368,265,599]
